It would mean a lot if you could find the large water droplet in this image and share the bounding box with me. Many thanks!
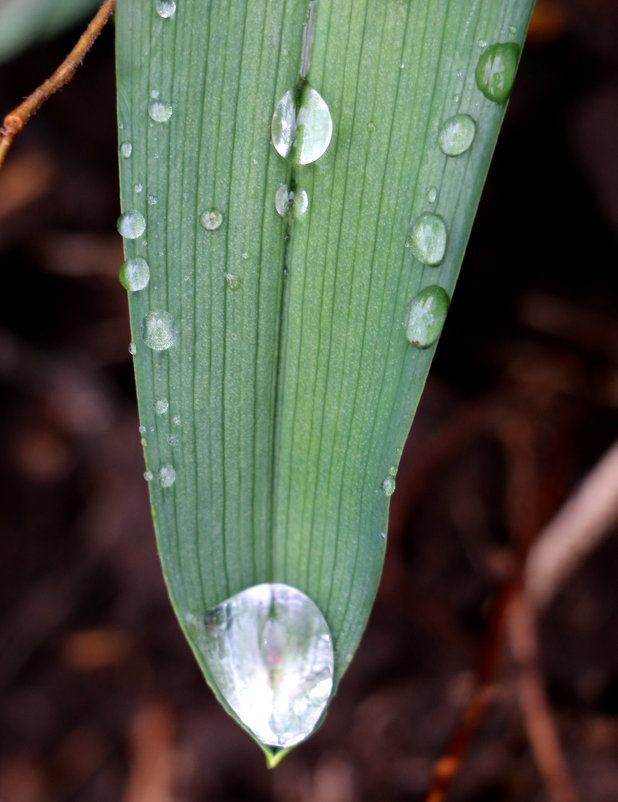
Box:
[200,208,223,230]
[405,285,450,348]
[438,114,476,156]
[117,210,146,240]
[156,0,176,18]
[407,213,447,266]
[119,257,150,292]
[271,86,332,165]
[142,310,178,351]
[148,99,173,122]
[158,464,176,487]
[201,583,334,748]
[119,141,132,158]
[475,42,520,105]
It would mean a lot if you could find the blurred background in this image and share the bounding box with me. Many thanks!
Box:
[0,1,617,800]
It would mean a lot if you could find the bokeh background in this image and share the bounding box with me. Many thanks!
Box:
[0,1,617,800]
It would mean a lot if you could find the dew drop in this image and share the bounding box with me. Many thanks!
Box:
[478,38,487,49]
[275,185,289,217]
[142,310,178,351]
[117,210,146,240]
[119,257,150,292]
[427,185,438,204]
[148,99,173,123]
[158,464,176,487]
[508,24,518,35]
[405,285,450,348]
[154,397,169,415]
[201,583,334,748]
[172,415,181,426]
[138,425,146,434]
[144,470,154,482]
[275,185,309,219]
[475,42,520,105]
[167,433,179,445]
[367,121,376,132]
[407,213,447,266]
[224,272,240,290]
[128,342,137,355]
[155,0,176,18]
[438,113,476,157]
[292,188,309,219]
[200,208,223,230]
[148,194,158,206]
[134,183,143,193]
[271,86,332,165]
[119,141,132,158]
[382,476,396,497]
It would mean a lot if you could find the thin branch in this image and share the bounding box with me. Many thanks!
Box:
[0,0,116,169]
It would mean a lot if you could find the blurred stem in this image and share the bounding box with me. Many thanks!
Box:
[0,0,115,168]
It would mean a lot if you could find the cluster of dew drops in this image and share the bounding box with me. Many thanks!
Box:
[115,5,519,493]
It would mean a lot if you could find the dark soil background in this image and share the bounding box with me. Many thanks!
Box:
[1,1,617,800]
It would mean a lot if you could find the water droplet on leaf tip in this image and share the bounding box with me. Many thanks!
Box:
[200,208,223,230]
[156,0,176,18]
[117,210,146,240]
[475,42,520,104]
[148,99,173,123]
[202,583,334,748]
[407,213,447,266]
[438,113,476,157]
[120,141,132,158]
[271,86,332,165]
[142,310,178,351]
[119,256,150,292]
[405,285,450,349]
[158,464,176,487]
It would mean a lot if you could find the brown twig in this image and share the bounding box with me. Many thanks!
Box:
[0,0,115,169]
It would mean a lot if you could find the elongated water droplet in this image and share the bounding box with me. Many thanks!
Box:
[475,42,520,105]
[407,213,447,266]
[128,342,137,355]
[117,210,146,240]
[292,188,309,219]
[224,272,240,290]
[201,583,334,748]
[158,464,176,487]
[148,99,173,122]
[438,114,476,156]
[119,141,132,158]
[405,285,450,348]
[271,86,332,165]
[156,0,176,18]
[275,185,289,217]
[427,185,438,204]
[154,398,169,415]
[119,257,150,292]
[142,310,178,351]
[200,208,223,230]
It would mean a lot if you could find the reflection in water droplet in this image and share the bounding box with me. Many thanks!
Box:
[271,86,332,165]
[405,285,450,348]
[200,208,223,230]
[407,213,447,266]
[224,272,240,290]
[142,310,178,351]
[119,257,150,292]
[120,142,132,158]
[158,464,176,487]
[475,42,520,105]
[438,114,476,156]
[117,210,146,240]
[427,186,438,204]
[156,0,176,18]
[148,99,173,122]
[200,583,334,748]
[154,398,169,415]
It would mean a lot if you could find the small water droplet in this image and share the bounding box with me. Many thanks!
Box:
[142,310,178,351]
[201,583,334,748]
[144,470,154,482]
[151,89,160,99]
[275,185,289,217]
[438,113,476,157]
[399,62,405,69]
[200,208,223,230]
[155,0,176,18]
[224,272,240,290]
[138,425,146,434]
[427,185,438,204]
[148,194,158,206]
[475,42,520,105]
[379,531,387,540]
[275,185,309,219]
[167,433,179,445]
[407,213,447,266]
[120,141,132,158]
[382,476,396,496]
[154,397,169,415]
[172,415,181,426]
[148,99,173,122]
[134,183,143,193]
[117,210,146,240]
[367,121,376,132]
[271,86,332,165]
[119,257,150,292]
[292,188,309,219]
[453,93,461,104]
[508,24,518,35]
[405,285,450,348]
[478,38,487,49]
[241,251,249,260]
[158,464,176,488]
[128,342,137,355]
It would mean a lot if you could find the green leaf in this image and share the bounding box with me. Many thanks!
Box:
[115,0,534,760]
